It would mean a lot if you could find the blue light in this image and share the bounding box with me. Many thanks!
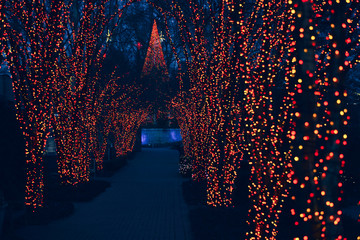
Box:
[170,129,182,142]
[141,133,148,145]
[141,128,182,145]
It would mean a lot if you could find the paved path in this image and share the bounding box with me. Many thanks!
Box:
[17,148,192,240]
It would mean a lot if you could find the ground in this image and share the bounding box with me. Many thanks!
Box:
[14,148,191,240]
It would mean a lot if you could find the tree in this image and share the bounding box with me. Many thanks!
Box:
[1,0,66,209]
[156,0,244,207]
[52,0,138,185]
[232,1,297,238]
[288,0,357,239]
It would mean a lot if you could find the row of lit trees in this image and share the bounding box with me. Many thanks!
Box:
[155,0,244,208]
[154,0,358,238]
[167,1,297,236]
[0,0,149,209]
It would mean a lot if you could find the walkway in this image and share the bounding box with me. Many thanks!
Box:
[16,148,192,240]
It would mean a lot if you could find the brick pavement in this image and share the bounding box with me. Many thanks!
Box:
[16,148,192,240]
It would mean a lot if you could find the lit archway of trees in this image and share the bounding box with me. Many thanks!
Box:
[1,3,359,240]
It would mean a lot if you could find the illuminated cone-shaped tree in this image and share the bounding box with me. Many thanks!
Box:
[1,0,66,209]
[141,19,171,127]
[288,1,356,239]
[141,20,169,81]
